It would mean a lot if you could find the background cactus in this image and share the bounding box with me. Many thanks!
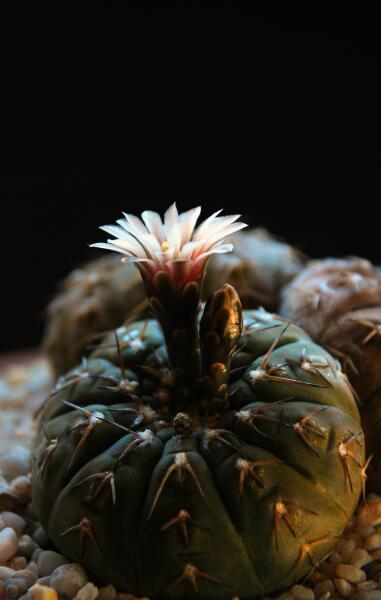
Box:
[280,257,381,493]
[44,228,304,377]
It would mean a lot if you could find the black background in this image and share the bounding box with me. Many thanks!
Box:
[1,11,381,351]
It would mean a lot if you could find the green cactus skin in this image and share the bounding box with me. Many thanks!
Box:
[32,306,364,599]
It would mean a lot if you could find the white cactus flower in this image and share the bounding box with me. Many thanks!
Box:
[92,203,247,290]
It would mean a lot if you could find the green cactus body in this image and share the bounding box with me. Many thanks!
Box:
[32,308,364,599]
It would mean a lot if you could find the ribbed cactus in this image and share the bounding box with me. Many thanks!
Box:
[32,207,364,599]
[281,256,381,493]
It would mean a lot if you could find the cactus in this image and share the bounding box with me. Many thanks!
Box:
[33,207,364,599]
[44,228,304,377]
[280,257,381,493]
[44,256,148,377]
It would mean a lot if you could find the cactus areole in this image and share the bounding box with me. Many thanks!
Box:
[32,205,365,599]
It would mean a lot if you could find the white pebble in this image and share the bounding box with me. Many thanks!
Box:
[10,475,31,499]
[335,563,366,583]
[365,533,381,550]
[74,582,99,600]
[340,539,356,563]
[50,564,88,600]
[0,526,18,562]
[351,548,373,567]
[334,578,354,597]
[18,534,38,557]
[9,555,28,570]
[0,446,30,479]
[357,582,378,591]
[291,584,315,600]
[0,565,16,580]
[1,510,26,535]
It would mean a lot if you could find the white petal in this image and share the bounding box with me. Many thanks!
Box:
[193,243,234,264]
[117,223,163,257]
[110,239,146,257]
[178,206,201,245]
[180,240,203,259]
[100,226,145,252]
[123,213,150,237]
[199,222,247,251]
[141,210,165,241]
[201,214,243,239]
[167,223,182,256]
[90,242,128,255]
[192,209,223,240]
[164,203,179,234]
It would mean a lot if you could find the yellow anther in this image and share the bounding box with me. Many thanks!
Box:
[162,240,170,251]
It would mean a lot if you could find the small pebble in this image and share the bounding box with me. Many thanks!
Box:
[291,584,315,600]
[12,567,38,584]
[0,447,30,480]
[351,549,373,568]
[334,577,354,597]
[9,556,28,570]
[50,564,88,600]
[328,551,341,564]
[365,534,381,551]
[18,535,38,558]
[347,533,362,545]
[35,578,51,587]
[314,580,334,598]
[9,477,31,501]
[37,551,68,578]
[1,511,26,535]
[30,585,58,600]
[6,577,35,599]
[335,563,366,583]
[308,571,324,585]
[25,563,39,578]
[0,527,18,562]
[32,549,43,563]
[97,585,117,600]
[359,525,377,538]
[74,582,99,600]
[0,566,16,580]
[357,581,378,591]
[341,540,356,563]
[351,592,381,600]
[358,502,381,528]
